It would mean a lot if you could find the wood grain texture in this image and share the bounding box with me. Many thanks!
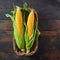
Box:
[41,31,57,37]
[44,48,60,60]
[0,9,12,20]
[0,31,57,43]
[0,31,13,42]
[0,20,57,31]
[0,0,12,9]
[0,20,13,31]
[0,0,60,60]
[38,19,56,30]
[56,20,60,29]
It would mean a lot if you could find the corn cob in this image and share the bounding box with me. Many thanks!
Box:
[15,6,25,51]
[27,10,34,39]
[15,6,23,38]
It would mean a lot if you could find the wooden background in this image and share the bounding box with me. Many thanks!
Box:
[0,0,60,60]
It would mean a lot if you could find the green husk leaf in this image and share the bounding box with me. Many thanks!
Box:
[23,2,28,11]
[26,26,37,53]
[13,6,25,51]
[11,5,16,15]
[37,30,40,37]
[26,19,40,53]
[23,2,29,25]
[5,6,25,52]
[5,14,14,22]
[25,29,29,45]
[26,20,37,53]
[13,23,25,51]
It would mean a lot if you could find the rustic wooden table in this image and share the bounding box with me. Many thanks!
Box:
[0,0,60,60]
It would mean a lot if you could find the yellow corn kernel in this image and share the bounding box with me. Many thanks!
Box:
[15,6,23,38]
[27,10,34,39]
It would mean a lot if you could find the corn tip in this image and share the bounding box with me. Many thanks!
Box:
[26,49,30,53]
[16,6,21,11]
[21,49,25,52]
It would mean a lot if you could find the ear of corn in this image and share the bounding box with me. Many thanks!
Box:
[25,10,36,53]
[15,6,23,38]
[15,6,25,51]
[26,25,37,53]
[27,10,34,39]
[26,19,37,53]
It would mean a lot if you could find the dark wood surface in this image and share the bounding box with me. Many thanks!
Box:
[0,0,60,60]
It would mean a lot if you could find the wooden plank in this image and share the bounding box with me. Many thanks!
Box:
[0,20,57,31]
[0,31,59,59]
[0,0,12,9]
[0,31,13,43]
[0,1,60,20]
[0,52,8,57]
[41,31,57,37]
[0,20,13,31]
[0,30,57,43]
[44,48,60,60]
[0,41,60,60]
[0,42,12,52]
[57,0,60,2]
[56,20,60,29]
[38,37,60,60]
[0,9,12,20]
[38,1,60,20]
[38,20,56,30]
[11,0,23,8]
